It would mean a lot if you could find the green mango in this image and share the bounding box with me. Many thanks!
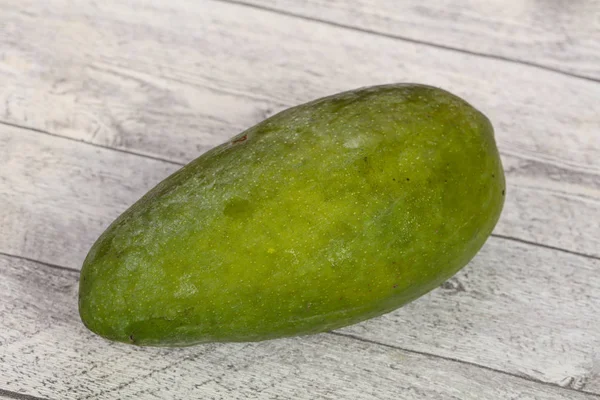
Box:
[79,84,505,346]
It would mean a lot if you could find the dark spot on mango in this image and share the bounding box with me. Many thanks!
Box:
[223,198,253,218]
[232,134,248,144]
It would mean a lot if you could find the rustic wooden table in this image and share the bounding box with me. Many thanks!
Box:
[1,1,599,399]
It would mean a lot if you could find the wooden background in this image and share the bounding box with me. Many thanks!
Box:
[1,0,599,399]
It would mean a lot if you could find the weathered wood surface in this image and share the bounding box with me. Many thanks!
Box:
[1,0,599,258]
[1,116,600,397]
[1,254,598,400]
[241,0,600,81]
[1,0,599,399]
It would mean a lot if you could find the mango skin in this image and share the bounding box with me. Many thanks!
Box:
[79,84,505,346]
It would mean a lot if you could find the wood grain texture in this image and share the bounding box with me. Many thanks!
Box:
[1,124,600,394]
[0,0,599,257]
[1,253,598,400]
[1,0,599,398]
[0,125,178,272]
[240,0,600,80]
[340,237,600,393]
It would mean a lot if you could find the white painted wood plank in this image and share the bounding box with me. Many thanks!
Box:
[1,123,599,393]
[342,237,600,393]
[0,254,597,400]
[0,126,178,272]
[242,0,600,80]
[1,0,598,257]
[2,0,598,168]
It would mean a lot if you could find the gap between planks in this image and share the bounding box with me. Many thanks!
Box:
[211,0,600,85]
[0,249,599,399]
[329,332,600,399]
[0,121,182,167]
[0,388,51,400]
[1,119,598,263]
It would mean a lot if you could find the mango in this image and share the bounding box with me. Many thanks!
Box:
[79,84,505,346]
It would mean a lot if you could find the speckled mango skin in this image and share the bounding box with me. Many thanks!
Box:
[79,84,505,346]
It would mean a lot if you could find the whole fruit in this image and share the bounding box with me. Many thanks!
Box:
[79,84,505,346]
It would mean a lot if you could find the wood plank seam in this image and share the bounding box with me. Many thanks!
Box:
[213,0,600,85]
[492,234,600,262]
[0,388,51,400]
[2,120,598,263]
[329,332,600,399]
[0,251,79,274]
[1,250,598,397]
[77,355,200,400]
[0,121,182,167]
